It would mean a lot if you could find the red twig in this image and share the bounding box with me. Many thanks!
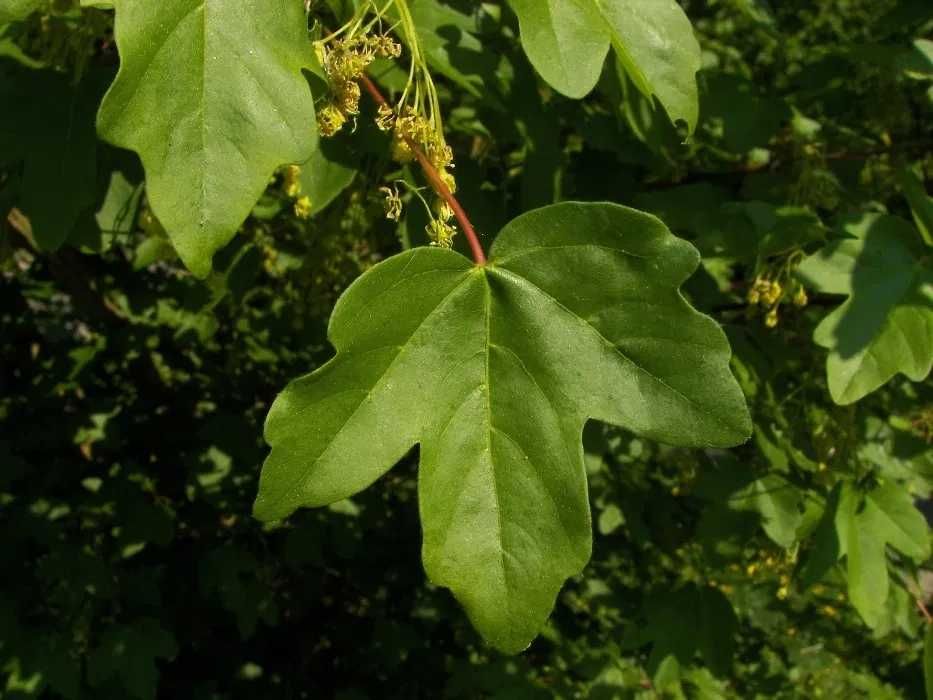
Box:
[358,73,486,266]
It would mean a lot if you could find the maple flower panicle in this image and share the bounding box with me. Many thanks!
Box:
[379,186,403,221]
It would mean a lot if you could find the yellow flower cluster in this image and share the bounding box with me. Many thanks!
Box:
[747,274,809,328]
[391,107,456,189]
[426,219,456,249]
[294,195,312,219]
[316,34,402,138]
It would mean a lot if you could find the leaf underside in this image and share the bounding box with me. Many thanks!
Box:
[254,202,750,652]
[96,0,318,277]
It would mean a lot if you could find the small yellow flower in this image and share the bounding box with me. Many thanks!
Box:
[426,219,456,248]
[746,563,759,576]
[375,103,395,132]
[762,280,783,306]
[336,79,361,115]
[371,35,402,58]
[793,286,809,307]
[283,164,302,198]
[379,186,403,221]
[391,134,415,163]
[434,200,454,222]
[439,170,457,194]
[777,585,789,600]
[318,103,347,137]
[294,195,312,219]
[765,307,779,328]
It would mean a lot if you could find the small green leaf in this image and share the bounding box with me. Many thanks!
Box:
[508,0,701,131]
[97,0,318,277]
[797,213,933,404]
[837,482,929,629]
[254,202,750,652]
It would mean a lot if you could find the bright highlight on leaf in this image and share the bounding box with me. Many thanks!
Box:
[797,213,933,405]
[508,0,702,131]
[254,202,751,652]
[96,0,319,277]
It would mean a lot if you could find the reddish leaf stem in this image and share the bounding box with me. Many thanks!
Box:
[358,73,486,266]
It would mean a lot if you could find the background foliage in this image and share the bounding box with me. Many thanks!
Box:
[1,0,932,697]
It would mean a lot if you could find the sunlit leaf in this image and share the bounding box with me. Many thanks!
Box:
[97,0,318,276]
[254,202,750,651]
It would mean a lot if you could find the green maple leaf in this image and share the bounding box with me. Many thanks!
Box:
[254,202,750,652]
[797,213,933,405]
[802,481,930,630]
[96,0,318,277]
[507,0,701,131]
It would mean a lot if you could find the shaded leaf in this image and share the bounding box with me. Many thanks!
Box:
[797,214,933,404]
[0,62,102,248]
[87,619,176,700]
[641,585,738,686]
